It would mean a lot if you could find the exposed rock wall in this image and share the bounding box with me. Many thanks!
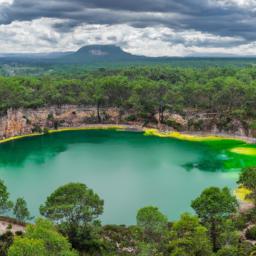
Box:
[0,106,120,140]
[0,105,253,140]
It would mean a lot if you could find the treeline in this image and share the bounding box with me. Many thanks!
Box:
[1,167,256,255]
[0,66,256,125]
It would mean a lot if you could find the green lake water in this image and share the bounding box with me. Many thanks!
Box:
[0,130,256,225]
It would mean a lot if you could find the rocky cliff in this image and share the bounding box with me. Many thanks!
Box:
[0,106,120,140]
[0,105,253,140]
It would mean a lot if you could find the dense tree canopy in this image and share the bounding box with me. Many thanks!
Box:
[0,66,256,130]
[136,206,168,243]
[191,187,238,251]
[40,183,104,253]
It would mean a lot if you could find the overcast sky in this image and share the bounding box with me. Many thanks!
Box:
[0,0,255,56]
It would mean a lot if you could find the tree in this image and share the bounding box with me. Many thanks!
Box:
[8,218,78,256]
[8,237,46,256]
[40,183,104,252]
[86,79,106,122]
[40,182,104,228]
[0,179,13,215]
[191,187,237,252]
[13,198,31,222]
[169,213,212,256]
[237,167,256,203]
[219,219,240,249]
[216,246,239,256]
[136,206,168,242]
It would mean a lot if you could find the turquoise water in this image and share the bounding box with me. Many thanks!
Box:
[0,130,242,224]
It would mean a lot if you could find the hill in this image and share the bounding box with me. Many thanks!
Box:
[1,45,256,68]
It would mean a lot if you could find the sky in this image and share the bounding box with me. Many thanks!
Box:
[0,0,255,56]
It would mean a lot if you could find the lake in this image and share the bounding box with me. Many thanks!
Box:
[0,129,255,225]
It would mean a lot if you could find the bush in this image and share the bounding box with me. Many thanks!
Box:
[165,119,182,131]
[125,114,137,122]
[216,246,239,256]
[32,124,43,133]
[43,127,49,134]
[245,226,256,240]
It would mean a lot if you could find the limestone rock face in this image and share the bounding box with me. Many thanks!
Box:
[0,106,120,140]
[0,106,253,140]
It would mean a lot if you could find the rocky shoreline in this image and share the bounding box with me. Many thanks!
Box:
[0,105,255,144]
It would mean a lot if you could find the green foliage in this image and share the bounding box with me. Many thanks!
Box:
[1,66,256,127]
[245,226,256,240]
[13,198,31,222]
[215,246,239,256]
[136,206,168,242]
[191,187,237,251]
[8,237,46,256]
[219,219,240,249]
[169,213,212,256]
[0,179,13,215]
[8,219,78,256]
[238,167,256,202]
[40,182,104,227]
[40,183,104,253]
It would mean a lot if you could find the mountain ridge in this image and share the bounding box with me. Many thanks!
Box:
[0,45,256,67]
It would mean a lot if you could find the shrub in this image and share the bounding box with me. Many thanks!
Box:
[32,124,42,133]
[43,128,49,134]
[125,114,137,122]
[245,226,256,240]
[165,119,182,131]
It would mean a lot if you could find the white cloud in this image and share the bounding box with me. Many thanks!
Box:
[213,0,256,8]
[0,0,13,5]
[0,18,255,57]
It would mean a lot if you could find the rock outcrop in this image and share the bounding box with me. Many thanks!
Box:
[0,105,253,140]
[0,106,120,140]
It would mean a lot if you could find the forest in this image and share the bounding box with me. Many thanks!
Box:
[0,65,256,134]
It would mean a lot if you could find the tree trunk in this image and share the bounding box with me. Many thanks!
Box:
[210,221,218,252]
[97,102,101,123]
[158,105,164,123]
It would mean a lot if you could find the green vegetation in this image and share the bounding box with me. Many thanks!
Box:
[13,198,31,223]
[0,66,256,136]
[0,180,13,215]
[191,187,238,251]
[1,65,256,254]
[0,167,256,255]
[8,219,77,256]
[238,167,256,202]
[40,183,104,253]
[169,213,212,256]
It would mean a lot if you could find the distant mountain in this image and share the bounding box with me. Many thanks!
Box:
[55,45,146,64]
[0,44,256,67]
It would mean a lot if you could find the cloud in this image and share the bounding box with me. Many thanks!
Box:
[0,18,255,56]
[0,0,255,56]
[0,0,13,5]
